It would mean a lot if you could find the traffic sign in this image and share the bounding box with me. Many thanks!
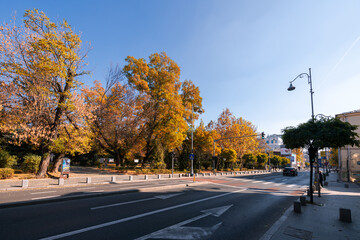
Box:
[190,154,194,160]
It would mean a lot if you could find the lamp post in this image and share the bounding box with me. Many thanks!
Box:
[190,105,203,177]
[287,68,314,120]
[288,68,316,203]
[191,105,194,177]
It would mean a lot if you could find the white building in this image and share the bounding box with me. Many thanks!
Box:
[336,110,360,182]
[265,134,283,151]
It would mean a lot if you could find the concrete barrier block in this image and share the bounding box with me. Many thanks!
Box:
[22,179,29,188]
[86,177,91,184]
[169,174,172,178]
[111,176,116,183]
[58,178,64,185]
[158,175,161,179]
[145,175,148,180]
[300,196,307,206]
[129,176,133,181]
[339,208,352,223]
[294,201,301,213]
[179,174,181,178]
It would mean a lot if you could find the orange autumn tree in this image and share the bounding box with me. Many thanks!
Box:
[82,67,148,166]
[123,52,189,167]
[214,109,259,168]
[0,9,89,177]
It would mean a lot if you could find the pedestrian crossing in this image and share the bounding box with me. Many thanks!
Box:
[211,173,308,190]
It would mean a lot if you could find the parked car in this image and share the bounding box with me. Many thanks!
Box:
[283,167,298,176]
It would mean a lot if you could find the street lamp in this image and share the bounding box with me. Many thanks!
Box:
[287,68,314,120]
[287,68,316,203]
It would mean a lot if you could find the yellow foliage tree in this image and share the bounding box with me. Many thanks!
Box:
[123,52,188,164]
[0,9,89,177]
[214,109,259,161]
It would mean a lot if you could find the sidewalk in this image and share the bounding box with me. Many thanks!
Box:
[262,172,360,240]
[0,167,271,191]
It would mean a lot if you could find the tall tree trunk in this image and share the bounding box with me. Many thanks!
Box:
[37,151,52,178]
[115,151,121,167]
[51,153,65,173]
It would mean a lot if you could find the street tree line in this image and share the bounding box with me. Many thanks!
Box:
[0,9,273,178]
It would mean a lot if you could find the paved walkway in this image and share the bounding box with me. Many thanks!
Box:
[261,172,360,240]
[0,167,271,191]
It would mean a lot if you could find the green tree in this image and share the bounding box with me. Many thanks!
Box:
[280,156,290,167]
[282,117,359,150]
[219,148,237,169]
[242,153,257,169]
[270,155,281,168]
[256,153,268,169]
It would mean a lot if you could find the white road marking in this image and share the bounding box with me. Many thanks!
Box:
[135,205,232,240]
[40,189,246,240]
[208,182,248,189]
[91,193,183,210]
[263,182,272,185]
[286,184,296,188]
[91,197,157,210]
[274,183,283,186]
[31,195,61,200]
[89,190,104,193]
[30,191,57,195]
[77,187,96,190]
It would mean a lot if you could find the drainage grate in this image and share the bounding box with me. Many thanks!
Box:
[283,226,313,240]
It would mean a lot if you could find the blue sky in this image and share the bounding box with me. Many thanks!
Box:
[2,0,360,135]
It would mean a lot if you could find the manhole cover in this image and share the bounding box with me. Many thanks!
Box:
[283,226,313,240]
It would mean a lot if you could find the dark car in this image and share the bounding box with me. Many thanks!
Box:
[283,167,298,176]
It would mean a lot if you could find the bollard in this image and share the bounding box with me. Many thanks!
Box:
[158,175,161,179]
[145,175,148,180]
[111,176,116,183]
[294,201,301,213]
[58,178,64,185]
[169,174,172,178]
[300,196,307,206]
[339,208,352,222]
[179,174,181,178]
[129,176,133,181]
[22,179,29,188]
[344,184,349,188]
[86,177,91,184]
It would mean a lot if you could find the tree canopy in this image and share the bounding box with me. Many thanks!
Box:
[282,117,360,150]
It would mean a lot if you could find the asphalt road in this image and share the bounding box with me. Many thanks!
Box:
[0,172,309,240]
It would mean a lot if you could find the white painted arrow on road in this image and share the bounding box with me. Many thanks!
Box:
[135,205,233,240]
